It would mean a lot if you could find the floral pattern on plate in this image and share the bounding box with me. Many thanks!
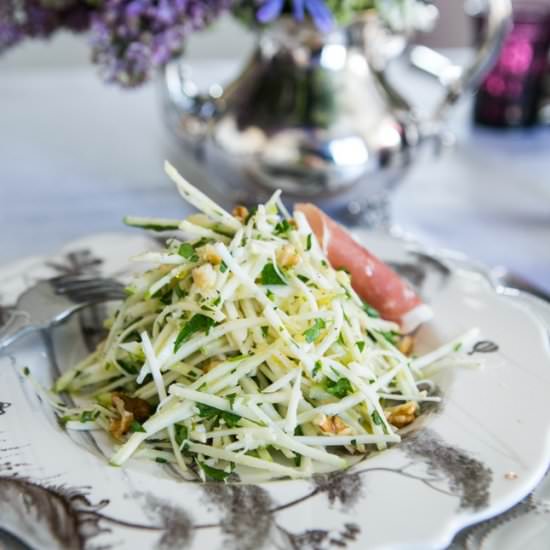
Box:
[0,231,549,550]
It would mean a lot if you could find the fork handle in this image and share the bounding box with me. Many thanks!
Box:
[0,310,33,352]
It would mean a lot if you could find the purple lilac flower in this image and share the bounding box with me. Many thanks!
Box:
[90,0,232,88]
[0,0,91,54]
[256,0,333,32]
[0,1,24,50]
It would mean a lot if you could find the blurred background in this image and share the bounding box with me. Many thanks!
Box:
[1,0,549,296]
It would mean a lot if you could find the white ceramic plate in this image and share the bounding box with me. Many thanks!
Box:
[1,232,549,550]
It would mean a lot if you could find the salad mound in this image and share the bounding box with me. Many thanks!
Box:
[53,162,477,482]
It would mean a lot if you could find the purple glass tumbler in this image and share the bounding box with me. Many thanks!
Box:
[473,3,550,127]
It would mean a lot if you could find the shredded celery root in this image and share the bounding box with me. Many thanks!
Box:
[52,162,479,482]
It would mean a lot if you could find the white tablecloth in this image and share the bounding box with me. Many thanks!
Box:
[0,60,549,291]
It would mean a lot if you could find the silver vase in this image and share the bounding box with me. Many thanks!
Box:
[161,1,510,226]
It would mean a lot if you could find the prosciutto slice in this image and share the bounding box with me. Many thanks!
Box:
[295,203,432,332]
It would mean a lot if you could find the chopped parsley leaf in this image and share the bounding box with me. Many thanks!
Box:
[175,424,188,446]
[129,420,146,433]
[303,318,326,343]
[371,410,388,433]
[196,403,219,419]
[79,410,97,423]
[371,410,384,426]
[196,403,241,427]
[274,219,291,235]
[363,303,380,318]
[227,394,237,408]
[260,263,287,285]
[193,237,210,248]
[306,233,312,251]
[221,410,241,428]
[198,461,231,481]
[312,360,322,377]
[178,243,198,261]
[119,359,139,375]
[382,331,399,345]
[324,377,353,398]
[174,314,216,352]
[356,341,366,353]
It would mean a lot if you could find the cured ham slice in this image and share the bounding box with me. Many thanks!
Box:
[295,203,432,332]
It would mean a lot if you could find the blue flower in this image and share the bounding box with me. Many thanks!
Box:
[257,0,333,32]
[257,0,284,22]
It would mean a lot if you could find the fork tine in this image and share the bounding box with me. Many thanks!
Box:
[50,274,95,288]
[56,282,124,297]
[53,276,124,294]
[50,274,94,292]
[2,275,126,351]
[65,288,126,303]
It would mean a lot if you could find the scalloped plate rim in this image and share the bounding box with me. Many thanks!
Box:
[1,230,550,550]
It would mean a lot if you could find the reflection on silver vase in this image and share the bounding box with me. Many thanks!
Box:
[162,1,510,226]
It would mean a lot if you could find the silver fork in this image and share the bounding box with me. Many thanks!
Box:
[0,274,126,352]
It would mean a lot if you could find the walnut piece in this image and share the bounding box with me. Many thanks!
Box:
[276,244,300,268]
[192,263,216,290]
[385,401,418,429]
[113,392,151,422]
[232,205,249,222]
[398,336,414,356]
[109,393,152,441]
[316,414,351,435]
[200,244,222,266]
[109,395,134,441]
